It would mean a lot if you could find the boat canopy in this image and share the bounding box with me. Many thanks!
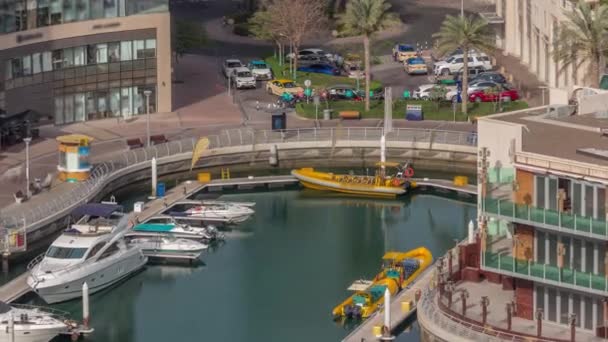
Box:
[72,203,123,218]
[375,162,400,167]
[382,251,406,261]
[134,223,176,232]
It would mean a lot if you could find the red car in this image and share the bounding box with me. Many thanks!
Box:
[468,86,520,102]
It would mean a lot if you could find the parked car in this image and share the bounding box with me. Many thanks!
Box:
[404,57,428,75]
[298,54,332,65]
[247,60,273,80]
[445,81,503,102]
[222,59,244,78]
[470,71,507,84]
[392,44,417,62]
[433,53,492,76]
[469,85,520,102]
[231,67,256,89]
[324,84,363,101]
[286,48,334,61]
[452,66,487,84]
[413,84,456,100]
[297,63,340,76]
[266,79,304,96]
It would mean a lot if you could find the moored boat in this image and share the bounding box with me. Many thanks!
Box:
[126,235,208,260]
[167,200,255,224]
[291,163,414,198]
[375,247,433,289]
[0,301,72,342]
[332,278,399,319]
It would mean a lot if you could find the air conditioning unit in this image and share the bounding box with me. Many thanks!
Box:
[546,104,575,118]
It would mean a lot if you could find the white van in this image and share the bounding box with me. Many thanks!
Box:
[232,67,256,89]
[433,54,492,76]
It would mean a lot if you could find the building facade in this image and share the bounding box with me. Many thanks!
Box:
[492,0,596,90]
[478,106,608,336]
[0,0,172,125]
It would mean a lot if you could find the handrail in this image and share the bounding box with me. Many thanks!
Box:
[11,303,70,320]
[0,127,477,244]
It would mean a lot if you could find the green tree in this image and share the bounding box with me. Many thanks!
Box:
[433,15,493,116]
[339,0,400,111]
[173,20,208,64]
[554,1,608,88]
[429,85,448,110]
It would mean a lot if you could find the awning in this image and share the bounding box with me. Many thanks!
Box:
[71,203,123,218]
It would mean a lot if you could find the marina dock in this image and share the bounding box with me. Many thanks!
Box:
[413,178,477,195]
[342,265,436,342]
[0,272,31,303]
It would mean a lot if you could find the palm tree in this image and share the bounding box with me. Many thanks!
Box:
[554,1,608,89]
[339,0,400,111]
[433,15,494,116]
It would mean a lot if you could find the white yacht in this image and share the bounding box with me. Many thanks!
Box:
[169,200,255,224]
[130,216,224,242]
[27,203,148,304]
[0,301,70,342]
[126,235,208,260]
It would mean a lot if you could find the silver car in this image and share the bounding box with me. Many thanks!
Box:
[222,59,244,78]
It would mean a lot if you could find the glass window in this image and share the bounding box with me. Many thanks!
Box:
[536,286,544,313]
[74,46,85,66]
[573,294,581,327]
[15,0,27,31]
[104,0,118,18]
[585,241,594,273]
[108,42,120,62]
[5,61,12,81]
[86,92,96,119]
[121,87,133,117]
[562,236,570,269]
[50,0,62,24]
[90,0,103,18]
[74,93,85,121]
[585,296,593,330]
[11,58,23,78]
[110,88,120,116]
[536,230,545,263]
[87,45,96,64]
[585,185,594,217]
[52,50,64,70]
[42,52,53,72]
[599,243,606,276]
[548,287,556,322]
[96,90,108,116]
[22,55,32,76]
[145,39,156,58]
[99,242,120,260]
[37,0,50,27]
[86,242,106,260]
[64,94,75,123]
[62,0,76,22]
[598,298,604,329]
[560,291,569,324]
[76,0,88,20]
[96,44,108,64]
[572,183,582,215]
[535,175,545,208]
[45,246,88,259]
[598,187,606,220]
[54,97,64,124]
[32,53,41,74]
[63,48,74,68]
[134,40,145,59]
[548,178,558,210]
[572,238,581,272]
[548,233,557,265]
[120,41,132,61]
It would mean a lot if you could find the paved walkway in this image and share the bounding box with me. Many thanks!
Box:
[443,280,601,341]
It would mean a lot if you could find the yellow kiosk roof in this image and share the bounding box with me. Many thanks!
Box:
[56,134,94,144]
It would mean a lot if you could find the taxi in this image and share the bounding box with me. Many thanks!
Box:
[266,79,304,96]
[392,44,417,62]
[404,57,428,75]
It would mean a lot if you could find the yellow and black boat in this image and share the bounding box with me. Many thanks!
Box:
[291,162,414,198]
[375,247,433,289]
[332,277,399,319]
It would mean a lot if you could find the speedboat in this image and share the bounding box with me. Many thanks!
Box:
[375,247,433,289]
[27,203,148,304]
[168,200,255,224]
[292,162,414,198]
[332,278,399,319]
[193,200,255,207]
[131,216,224,242]
[126,235,208,260]
[0,301,71,342]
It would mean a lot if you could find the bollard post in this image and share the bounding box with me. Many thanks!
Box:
[506,303,512,331]
[570,314,576,342]
[536,309,543,337]
[82,282,90,329]
[448,249,453,279]
[2,252,9,274]
[8,311,14,342]
[481,296,490,325]
[461,290,469,316]
[150,157,157,199]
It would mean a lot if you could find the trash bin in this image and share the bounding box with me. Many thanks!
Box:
[323,109,333,120]
[156,182,166,198]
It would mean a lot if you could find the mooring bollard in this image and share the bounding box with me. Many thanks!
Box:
[82,282,90,329]
[150,157,157,199]
[8,311,14,342]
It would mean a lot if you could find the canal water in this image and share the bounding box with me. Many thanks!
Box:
[33,182,475,341]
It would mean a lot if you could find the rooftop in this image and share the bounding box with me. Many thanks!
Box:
[481,106,608,167]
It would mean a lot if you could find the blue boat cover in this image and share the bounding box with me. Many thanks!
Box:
[398,44,414,52]
[71,203,123,218]
[134,223,176,232]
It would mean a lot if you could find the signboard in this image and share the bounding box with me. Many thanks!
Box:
[313,95,320,106]
[405,104,423,121]
[304,79,311,88]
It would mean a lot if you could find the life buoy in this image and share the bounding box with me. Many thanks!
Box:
[392,178,400,187]
[404,167,414,178]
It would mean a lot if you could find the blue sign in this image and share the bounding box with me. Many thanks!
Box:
[156,182,166,197]
[405,104,423,121]
[272,112,286,131]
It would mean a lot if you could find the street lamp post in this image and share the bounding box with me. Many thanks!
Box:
[144,90,152,147]
[23,137,32,199]
[461,0,464,17]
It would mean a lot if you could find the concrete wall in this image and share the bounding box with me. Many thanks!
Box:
[0,12,172,114]
[478,116,523,184]
[578,92,608,115]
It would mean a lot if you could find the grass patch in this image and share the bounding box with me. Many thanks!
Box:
[295,99,529,121]
[264,57,382,90]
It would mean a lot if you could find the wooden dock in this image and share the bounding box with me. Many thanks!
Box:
[0,271,31,303]
[413,178,477,195]
[342,265,436,342]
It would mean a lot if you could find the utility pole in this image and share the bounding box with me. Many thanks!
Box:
[461,0,464,17]
[144,90,152,147]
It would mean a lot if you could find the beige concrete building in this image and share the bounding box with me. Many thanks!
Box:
[0,1,172,126]
[490,0,598,90]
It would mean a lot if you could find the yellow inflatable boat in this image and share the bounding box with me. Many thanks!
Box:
[291,163,414,198]
[332,277,399,319]
[375,247,433,289]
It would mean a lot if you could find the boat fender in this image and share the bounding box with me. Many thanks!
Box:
[344,305,353,317]
[404,167,414,178]
[353,305,362,318]
[392,178,400,187]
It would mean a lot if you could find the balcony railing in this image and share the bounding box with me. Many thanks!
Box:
[482,251,608,296]
[483,197,608,240]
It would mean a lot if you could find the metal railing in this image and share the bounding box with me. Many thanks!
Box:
[483,197,608,240]
[419,288,556,342]
[0,127,477,241]
[482,251,608,295]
